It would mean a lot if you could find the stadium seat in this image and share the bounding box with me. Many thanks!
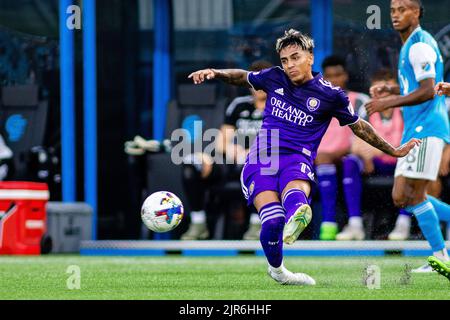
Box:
[0,85,48,180]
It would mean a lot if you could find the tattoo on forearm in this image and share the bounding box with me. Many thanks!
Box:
[217,69,249,87]
[349,119,395,156]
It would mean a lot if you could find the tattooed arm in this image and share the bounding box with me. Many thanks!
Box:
[188,69,250,88]
[349,119,421,158]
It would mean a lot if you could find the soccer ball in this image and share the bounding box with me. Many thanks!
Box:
[141,191,184,233]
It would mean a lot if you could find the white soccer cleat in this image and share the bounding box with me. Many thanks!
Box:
[283,204,312,245]
[411,263,435,273]
[336,224,365,241]
[388,224,410,240]
[268,265,316,286]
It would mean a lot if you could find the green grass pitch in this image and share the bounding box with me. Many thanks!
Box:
[0,255,448,300]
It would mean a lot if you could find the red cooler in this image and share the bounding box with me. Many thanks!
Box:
[0,182,49,255]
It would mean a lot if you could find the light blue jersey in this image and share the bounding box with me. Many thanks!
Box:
[398,26,449,144]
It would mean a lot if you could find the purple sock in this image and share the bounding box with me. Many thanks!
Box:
[372,157,396,176]
[399,208,410,216]
[282,189,309,223]
[317,164,337,223]
[259,202,285,268]
[342,155,363,218]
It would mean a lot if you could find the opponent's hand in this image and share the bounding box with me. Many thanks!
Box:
[369,84,391,98]
[188,68,217,84]
[365,98,391,116]
[435,82,450,96]
[392,138,421,158]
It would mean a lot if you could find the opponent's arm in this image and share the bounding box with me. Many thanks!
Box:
[366,78,435,116]
[349,119,421,158]
[188,68,251,88]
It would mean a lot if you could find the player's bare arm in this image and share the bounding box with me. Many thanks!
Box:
[435,82,450,96]
[188,68,251,87]
[349,118,421,158]
[366,78,435,116]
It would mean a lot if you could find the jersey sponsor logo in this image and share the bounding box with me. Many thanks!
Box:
[270,97,314,126]
[275,88,284,96]
[306,97,320,112]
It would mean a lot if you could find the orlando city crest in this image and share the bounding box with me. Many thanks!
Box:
[306,97,320,112]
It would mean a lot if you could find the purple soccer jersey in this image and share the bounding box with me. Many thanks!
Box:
[241,66,360,206]
[247,66,359,158]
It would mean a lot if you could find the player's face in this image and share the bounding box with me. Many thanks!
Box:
[323,65,348,89]
[390,0,420,32]
[279,45,313,85]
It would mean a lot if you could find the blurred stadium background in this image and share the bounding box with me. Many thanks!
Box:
[0,0,450,256]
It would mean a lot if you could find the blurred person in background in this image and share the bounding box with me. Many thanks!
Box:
[316,55,370,240]
[336,69,405,240]
[180,60,273,240]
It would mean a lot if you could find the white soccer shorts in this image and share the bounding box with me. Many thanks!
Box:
[394,136,445,181]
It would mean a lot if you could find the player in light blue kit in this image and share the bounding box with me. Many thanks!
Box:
[366,0,450,276]
[189,29,419,285]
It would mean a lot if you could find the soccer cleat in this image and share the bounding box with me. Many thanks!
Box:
[388,224,410,240]
[336,224,365,241]
[180,223,209,240]
[283,204,312,245]
[267,265,316,286]
[428,256,450,280]
[320,222,338,240]
[411,263,435,273]
[243,223,261,240]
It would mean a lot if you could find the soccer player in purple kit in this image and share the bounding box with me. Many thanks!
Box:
[188,29,420,285]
